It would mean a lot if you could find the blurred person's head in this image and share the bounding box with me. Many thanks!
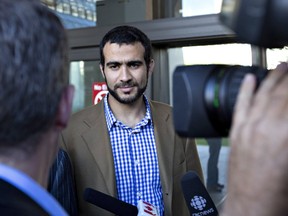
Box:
[0,0,74,166]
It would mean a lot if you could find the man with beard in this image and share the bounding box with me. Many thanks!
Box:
[59,25,204,216]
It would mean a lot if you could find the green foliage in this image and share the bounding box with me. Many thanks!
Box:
[196,138,230,146]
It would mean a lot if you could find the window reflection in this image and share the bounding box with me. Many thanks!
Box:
[41,0,97,29]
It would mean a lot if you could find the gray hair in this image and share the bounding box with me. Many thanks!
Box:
[0,0,69,147]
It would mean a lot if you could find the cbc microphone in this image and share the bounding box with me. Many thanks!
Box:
[83,188,138,216]
[181,171,218,216]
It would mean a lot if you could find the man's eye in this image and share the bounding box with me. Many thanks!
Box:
[109,65,119,70]
[130,63,140,69]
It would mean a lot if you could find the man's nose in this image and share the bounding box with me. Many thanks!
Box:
[119,65,132,82]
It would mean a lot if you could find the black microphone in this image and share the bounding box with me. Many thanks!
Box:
[181,171,219,216]
[83,188,138,216]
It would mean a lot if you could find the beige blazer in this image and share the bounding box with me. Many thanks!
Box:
[60,99,204,216]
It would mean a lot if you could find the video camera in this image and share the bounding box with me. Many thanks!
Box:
[173,0,288,138]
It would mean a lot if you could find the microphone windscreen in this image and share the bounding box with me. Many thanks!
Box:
[181,171,218,216]
[83,188,138,216]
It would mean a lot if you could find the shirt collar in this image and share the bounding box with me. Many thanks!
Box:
[0,163,68,216]
[104,93,152,131]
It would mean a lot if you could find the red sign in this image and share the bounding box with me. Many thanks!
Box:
[93,82,108,105]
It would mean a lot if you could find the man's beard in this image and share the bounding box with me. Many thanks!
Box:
[107,80,147,104]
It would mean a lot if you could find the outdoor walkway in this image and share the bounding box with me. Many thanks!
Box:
[197,145,230,212]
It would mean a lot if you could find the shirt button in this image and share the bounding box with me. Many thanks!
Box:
[137,192,142,199]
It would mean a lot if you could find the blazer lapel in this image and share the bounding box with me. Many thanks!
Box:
[81,101,116,196]
[150,101,174,209]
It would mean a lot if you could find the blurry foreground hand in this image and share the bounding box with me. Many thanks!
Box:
[222,62,288,216]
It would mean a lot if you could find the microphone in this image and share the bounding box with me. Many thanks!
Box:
[83,188,138,216]
[181,171,219,216]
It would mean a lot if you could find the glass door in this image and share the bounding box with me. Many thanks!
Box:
[70,60,104,113]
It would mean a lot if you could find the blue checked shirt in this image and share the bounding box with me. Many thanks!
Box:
[104,94,164,216]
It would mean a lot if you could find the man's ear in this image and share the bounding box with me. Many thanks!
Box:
[55,85,75,130]
[148,59,155,77]
[99,64,105,78]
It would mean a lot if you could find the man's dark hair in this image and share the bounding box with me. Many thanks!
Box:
[99,25,152,68]
[0,0,69,147]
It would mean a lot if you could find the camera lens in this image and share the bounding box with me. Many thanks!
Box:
[173,64,268,138]
[204,65,268,136]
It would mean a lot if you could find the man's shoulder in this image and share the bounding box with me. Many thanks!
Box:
[0,180,49,216]
[149,100,172,112]
[70,102,104,123]
[64,102,105,134]
[72,104,98,119]
[149,100,174,123]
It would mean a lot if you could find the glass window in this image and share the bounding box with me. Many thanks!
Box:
[181,0,223,17]
[182,43,252,65]
[266,47,288,70]
[41,0,225,29]
[69,60,104,113]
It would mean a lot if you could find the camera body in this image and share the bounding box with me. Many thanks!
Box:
[173,0,288,138]
[220,0,288,48]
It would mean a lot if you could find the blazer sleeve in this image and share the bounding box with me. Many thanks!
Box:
[48,148,78,216]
